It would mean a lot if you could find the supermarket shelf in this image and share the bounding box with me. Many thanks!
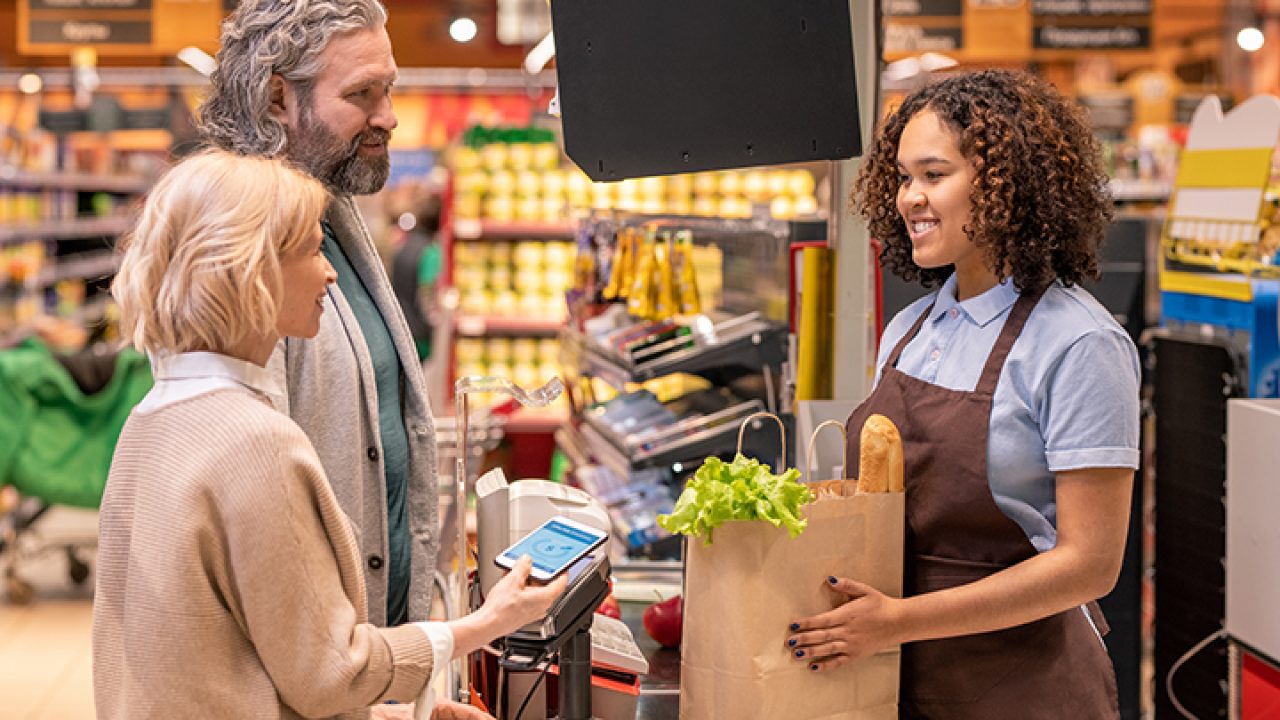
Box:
[1110,178,1172,203]
[455,315,564,337]
[453,219,577,240]
[582,313,788,391]
[0,169,148,194]
[503,408,569,433]
[38,252,119,286]
[581,399,765,474]
[0,216,133,245]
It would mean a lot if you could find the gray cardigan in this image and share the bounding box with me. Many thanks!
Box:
[268,195,440,626]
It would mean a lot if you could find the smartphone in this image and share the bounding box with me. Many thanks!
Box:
[495,515,609,582]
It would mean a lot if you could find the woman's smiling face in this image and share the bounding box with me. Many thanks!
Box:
[895,109,995,298]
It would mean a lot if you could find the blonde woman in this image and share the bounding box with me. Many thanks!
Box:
[93,150,566,720]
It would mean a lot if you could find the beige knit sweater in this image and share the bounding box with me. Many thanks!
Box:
[93,389,434,719]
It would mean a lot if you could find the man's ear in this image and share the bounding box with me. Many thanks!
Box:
[268,74,292,126]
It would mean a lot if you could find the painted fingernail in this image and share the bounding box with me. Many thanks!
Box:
[794,649,805,658]
[809,663,819,672]
[787,638,797,647]
[828,576,838,585]
[790,623,800,631]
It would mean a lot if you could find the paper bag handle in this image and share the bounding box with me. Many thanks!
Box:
[736,411,787,461]
[804,420,851,492]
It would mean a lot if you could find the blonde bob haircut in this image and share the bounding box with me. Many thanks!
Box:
[113,150,329,356]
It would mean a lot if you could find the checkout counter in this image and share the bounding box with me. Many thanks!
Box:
[471,467,683,719]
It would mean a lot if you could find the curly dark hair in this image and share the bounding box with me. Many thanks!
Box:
[854,69,1113,291]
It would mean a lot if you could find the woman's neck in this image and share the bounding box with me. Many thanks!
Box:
[216,332,278,368]
[953,265,1000,302]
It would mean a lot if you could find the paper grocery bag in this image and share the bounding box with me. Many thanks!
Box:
[679,492,904,720]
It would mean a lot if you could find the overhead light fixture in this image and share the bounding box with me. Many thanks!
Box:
[177,46,217,77]
[1238,26,1265,53]
[17,72,43,95]
[450,17,478,43]
[523,31,555,74]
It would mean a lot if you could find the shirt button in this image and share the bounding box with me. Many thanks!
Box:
[948,308,959,319]
[367,446,379,462]
[929,349,941,361]
[368,555,384,570]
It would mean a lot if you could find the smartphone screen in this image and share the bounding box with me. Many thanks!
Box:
[497,516,608,581]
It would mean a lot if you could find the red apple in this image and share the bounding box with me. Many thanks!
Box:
[642,594,683,648]
[596,593,621,619]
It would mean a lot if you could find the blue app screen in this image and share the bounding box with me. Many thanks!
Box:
[506,520,601,575]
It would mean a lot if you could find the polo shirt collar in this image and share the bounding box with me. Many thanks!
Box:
[931,275,1020,328]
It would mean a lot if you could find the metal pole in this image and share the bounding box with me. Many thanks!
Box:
[557,626,595,720]
[452,389,471,702]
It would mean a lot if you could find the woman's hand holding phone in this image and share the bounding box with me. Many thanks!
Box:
[449,556,568,659]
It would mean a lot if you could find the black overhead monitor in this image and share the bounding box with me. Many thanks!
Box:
[549,0,863,181]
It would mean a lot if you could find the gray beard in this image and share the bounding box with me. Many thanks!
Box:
[286,110,390,195]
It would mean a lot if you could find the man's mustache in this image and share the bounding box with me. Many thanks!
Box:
[349,128,391,152]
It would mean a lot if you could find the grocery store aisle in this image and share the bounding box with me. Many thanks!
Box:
[0,508,97,720]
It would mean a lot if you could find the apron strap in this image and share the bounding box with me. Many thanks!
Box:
[885,301,937,370]
[974,284,1049,395]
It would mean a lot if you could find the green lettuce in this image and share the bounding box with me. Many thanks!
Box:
[657,454,814,544]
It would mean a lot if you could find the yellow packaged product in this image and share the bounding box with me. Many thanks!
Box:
[628,231,658,319]
[652,232,678,319]
[673,231,702,315]
[603,227,631,299]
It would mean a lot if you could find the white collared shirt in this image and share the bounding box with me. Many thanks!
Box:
[136,351,282,414]
[134,351,454,712]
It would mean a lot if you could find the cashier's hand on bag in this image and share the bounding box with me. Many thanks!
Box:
[785,575,902,672]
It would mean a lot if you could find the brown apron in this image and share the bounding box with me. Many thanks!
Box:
[845,288,1120,720]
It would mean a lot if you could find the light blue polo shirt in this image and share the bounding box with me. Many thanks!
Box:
[873,275,1140,553]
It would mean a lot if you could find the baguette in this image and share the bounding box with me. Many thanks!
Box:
[857,414,904,494]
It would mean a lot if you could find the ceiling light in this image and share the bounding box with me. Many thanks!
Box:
[1238,27,1265,53]
[177,46,217,77]
[18,73,43,95]
[450,17,478,43]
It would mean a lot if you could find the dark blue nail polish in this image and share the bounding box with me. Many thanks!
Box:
[790,623,800,631]
[787,638,797,647]
[809,663,819,671]
[828,575,838,585]
[794,650,805,658]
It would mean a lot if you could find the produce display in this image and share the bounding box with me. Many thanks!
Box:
[454,239,574,320]
[450,125,821,222]
[454,337,566,409]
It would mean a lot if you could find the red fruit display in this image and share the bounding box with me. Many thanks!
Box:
[642,594,683,648]
[596,594,621,619]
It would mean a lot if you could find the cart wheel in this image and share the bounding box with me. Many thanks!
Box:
[67,549,90,585]
[6,576,33,605]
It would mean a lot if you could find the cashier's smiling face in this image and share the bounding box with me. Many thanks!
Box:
[895,109,982,279]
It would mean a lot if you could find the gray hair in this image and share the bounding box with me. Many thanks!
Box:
[198,0,388,157]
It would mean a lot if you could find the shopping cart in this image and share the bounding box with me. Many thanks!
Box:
[0,338,152,603]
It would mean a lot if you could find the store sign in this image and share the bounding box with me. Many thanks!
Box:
[885,23,964,53]
[1034,24,1149,49]
[497,0,550,45]
[1078,94,1135,134]
[885,0,963,17]
[28,19,151,44]
[20,0,221,55]
[28,0,152,7]
[1031,0,1150,14]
